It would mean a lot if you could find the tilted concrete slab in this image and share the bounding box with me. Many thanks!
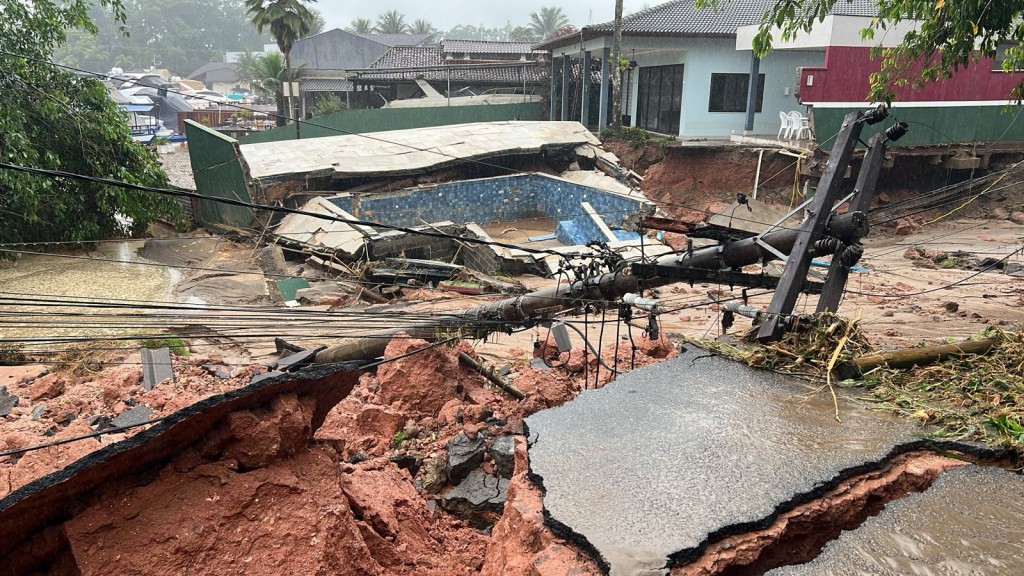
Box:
[524,348,941,576]
[769,465,1024,576]
[240,121,600,181]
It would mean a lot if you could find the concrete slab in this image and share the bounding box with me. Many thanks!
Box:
[140,347,173,391]
[525,348,927,576]
[769,465,1024,575]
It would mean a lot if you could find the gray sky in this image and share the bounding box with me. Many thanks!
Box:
[316,0,650,32]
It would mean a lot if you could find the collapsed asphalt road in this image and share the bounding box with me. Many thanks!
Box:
[525,348,1011,575]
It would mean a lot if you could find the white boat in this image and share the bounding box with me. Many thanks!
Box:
[120,103,174,144]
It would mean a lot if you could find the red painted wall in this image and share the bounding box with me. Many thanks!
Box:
[799,46,1024,102]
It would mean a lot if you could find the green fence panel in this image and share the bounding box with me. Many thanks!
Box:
[811,105,1024,151]
[183,120,254,229]
[239,102,541,145]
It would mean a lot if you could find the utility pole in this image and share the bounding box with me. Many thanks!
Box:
[611,0,624,129]
[755,110,863,340]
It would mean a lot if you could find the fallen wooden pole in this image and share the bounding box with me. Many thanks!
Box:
[840,338,998,379]
[458,352,525,400]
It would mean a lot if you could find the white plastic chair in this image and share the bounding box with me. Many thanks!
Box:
[789,111,811,140]
[777,111,792,139]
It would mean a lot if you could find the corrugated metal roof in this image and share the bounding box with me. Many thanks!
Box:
[441,39,538,54]
[301,78,354,92]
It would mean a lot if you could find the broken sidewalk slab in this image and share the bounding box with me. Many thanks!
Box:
[769,465,1024,575]
[524,348,976,576]
[0,386,18,417]
[439,470,509,517]
[271,346,327,373]
[140,347,173,391]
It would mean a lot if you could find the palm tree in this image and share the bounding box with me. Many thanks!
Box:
[529,6,570,39]
[346,17,372,34]
[411,19,436,36]
[307,8,326,36]
[247,52,288,126]
[244,0,317,124]
[374,10,410,34]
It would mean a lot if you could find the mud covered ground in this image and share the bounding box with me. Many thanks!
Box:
[2,143,1023,574]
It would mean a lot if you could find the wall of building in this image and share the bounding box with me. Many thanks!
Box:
[290,30,390,71]
[616,37,822,137]
[801,46,1024,103]
[239,102,541,144]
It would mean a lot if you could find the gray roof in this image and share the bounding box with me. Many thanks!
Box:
[187,61,239,83]
[441,39,539,54]
[360,33,432,47]
[358,46,547,85]
[300,78,354,92]
[537,0,878,48]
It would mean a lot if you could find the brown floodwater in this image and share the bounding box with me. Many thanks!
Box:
[0,242,180,345]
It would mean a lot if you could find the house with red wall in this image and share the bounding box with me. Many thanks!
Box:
[736,15,1024,151]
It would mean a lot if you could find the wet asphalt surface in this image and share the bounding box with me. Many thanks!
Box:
[525,347,926,575]
[768,464,1024,576]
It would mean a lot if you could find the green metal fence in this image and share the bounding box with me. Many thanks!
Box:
[811,105,1024,150]
[238,102,541,144]
[183,120,254,229]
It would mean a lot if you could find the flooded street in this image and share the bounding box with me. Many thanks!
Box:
[0,242,179,345]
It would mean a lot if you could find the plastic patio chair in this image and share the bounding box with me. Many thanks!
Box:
[789,111,811,140]
[777,110,792,139]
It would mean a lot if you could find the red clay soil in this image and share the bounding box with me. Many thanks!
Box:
[641,147,800,218]
[3,333,680,575]
[1,355,258,496]
[673,451,967,575]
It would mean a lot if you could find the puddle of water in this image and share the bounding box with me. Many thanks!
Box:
[771,465,1024,575]
[0,242,182,344]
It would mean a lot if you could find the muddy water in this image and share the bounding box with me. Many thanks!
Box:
[771,465,1024,575]
[0,242,179,344]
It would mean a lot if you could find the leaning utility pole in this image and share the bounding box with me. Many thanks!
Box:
[755,110,863,340]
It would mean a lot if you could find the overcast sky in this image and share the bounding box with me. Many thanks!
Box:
[316,0,651,32]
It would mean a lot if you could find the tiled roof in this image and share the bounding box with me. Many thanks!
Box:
[371,46,442,69]
[587,0,775,36]
[536,0,878,47]
[441,39,539,54]
[300,78,354,92]
[359,33,432,47]
[359,62,548,85]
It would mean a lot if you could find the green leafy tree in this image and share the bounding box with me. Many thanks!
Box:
[307,7,326,36]
[0,0,178,244]
[374,10,410,34]
[411,19,436,36]
[703,0,1024,102]
[312,93,346,117]
[57,0,270,76]
[245,51,288,126]
[346,17,372,34]
[529,6,570,39]
[245,0,317,123]
[509,26,539,42]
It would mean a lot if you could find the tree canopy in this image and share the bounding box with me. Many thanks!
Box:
[57,0,269,77]
[706,0,1024,102]
[346,17,372,34]
[529,6,570,39]
[0,0,178,244]
[375,10,410,34]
